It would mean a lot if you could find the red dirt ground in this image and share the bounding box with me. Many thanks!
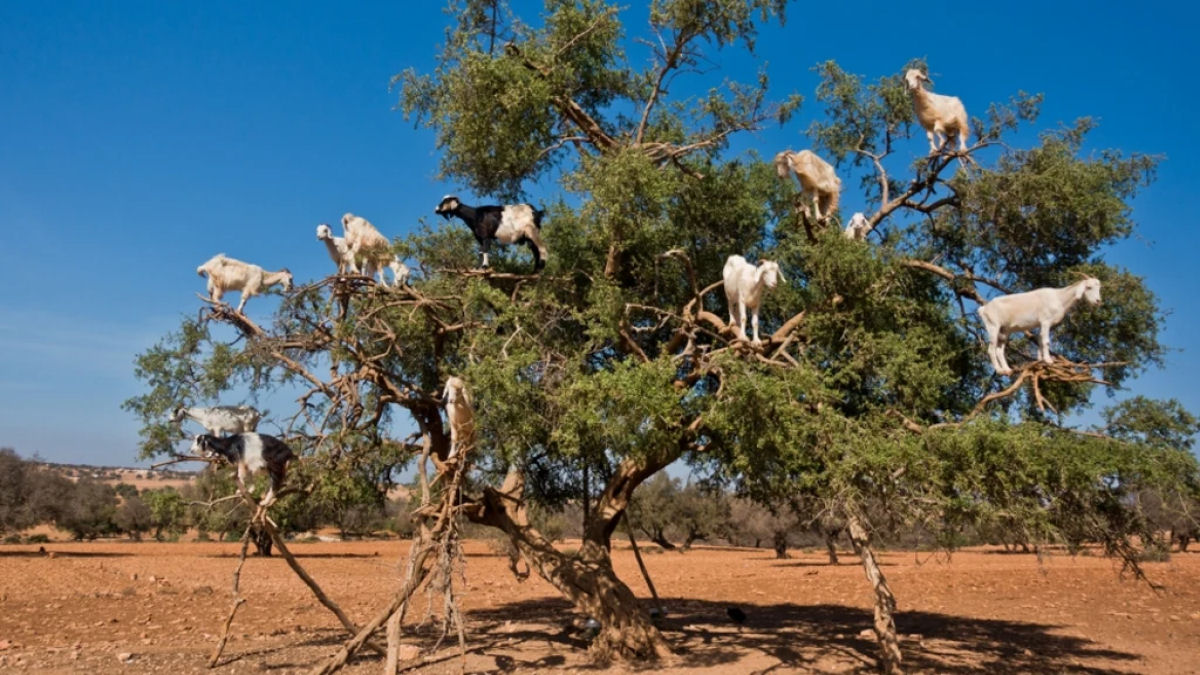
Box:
[1,539,1197,673]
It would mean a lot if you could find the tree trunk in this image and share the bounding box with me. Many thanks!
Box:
[466,467,672,663]
[824,531,839,565]
[846,512,903,675]
[648,529,677,550]
[252,526,273,556]
[773,530,790,559]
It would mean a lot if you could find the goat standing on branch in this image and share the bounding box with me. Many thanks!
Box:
[905,68,969,155]
[191,433,295,507]
[442,376,476,464]
[316,223,355,275]
[723,255,785,345]
[774,150,841,222]
[196,254,292,313]
[340,213,401,285]
[435,195,549,271]
[844,212,871,241]
[171,405,261,436]
[977,278,1102,375]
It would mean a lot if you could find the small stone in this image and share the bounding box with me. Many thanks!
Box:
[397,644,421,661]
[0,640,10,651]
[858,629,874,639]
[117,652,134,663]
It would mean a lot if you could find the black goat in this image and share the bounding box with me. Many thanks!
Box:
[191,433,295,506]
[435,195,548,271]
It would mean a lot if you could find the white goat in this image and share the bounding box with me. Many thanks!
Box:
[171,405,261,436]
[316,223,355,274]
[723,255,786,345]
[442,376,476,461]
[341,212,394,281]
[196,254,293,313]
[905,68,969,155]
[317,223,408,287]
[774,150,841,221]
[977,278,1102,375]
[843,212,871,241]
[388,258,411,288]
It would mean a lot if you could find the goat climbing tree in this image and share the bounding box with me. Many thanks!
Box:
[125,1,1200,672]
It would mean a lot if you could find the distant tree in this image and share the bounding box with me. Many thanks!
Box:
[24,469,74,529]
[143,488,187,541]
[628,473,681,550]
[673,482,731,550]
[0,448,35,534]
[114,483,139,500]
[115,492,153,540]
[1103,397,1200,553]
[59,478,118,540]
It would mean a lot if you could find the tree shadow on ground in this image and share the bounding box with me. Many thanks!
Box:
[0,549,132,558]
[769,560,891,568]
[465,597,1140,674]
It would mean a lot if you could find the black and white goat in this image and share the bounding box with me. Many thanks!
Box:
[434,195,549,271]
[190,433,295,507]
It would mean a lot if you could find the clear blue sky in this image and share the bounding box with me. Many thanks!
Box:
[2,1,1197,465]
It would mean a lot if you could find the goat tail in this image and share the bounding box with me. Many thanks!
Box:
[532,207,546,229]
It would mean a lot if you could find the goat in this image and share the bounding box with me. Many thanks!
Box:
[976,278,1102,375]
[723,255,785,345]
[196,254,292,313]
[317,223,409,287]
[774,150,841,221]
[843,212,871,241]
[434,195,548,271]
[904,68,969,155]
[388,257,411,288]
[340,212,394,279]
[316,223,355,274]
[190,433,295,507]
[442,376,476,461]
[170,405,261,436]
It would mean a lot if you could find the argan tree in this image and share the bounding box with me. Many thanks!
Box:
[125,1,1200,671]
